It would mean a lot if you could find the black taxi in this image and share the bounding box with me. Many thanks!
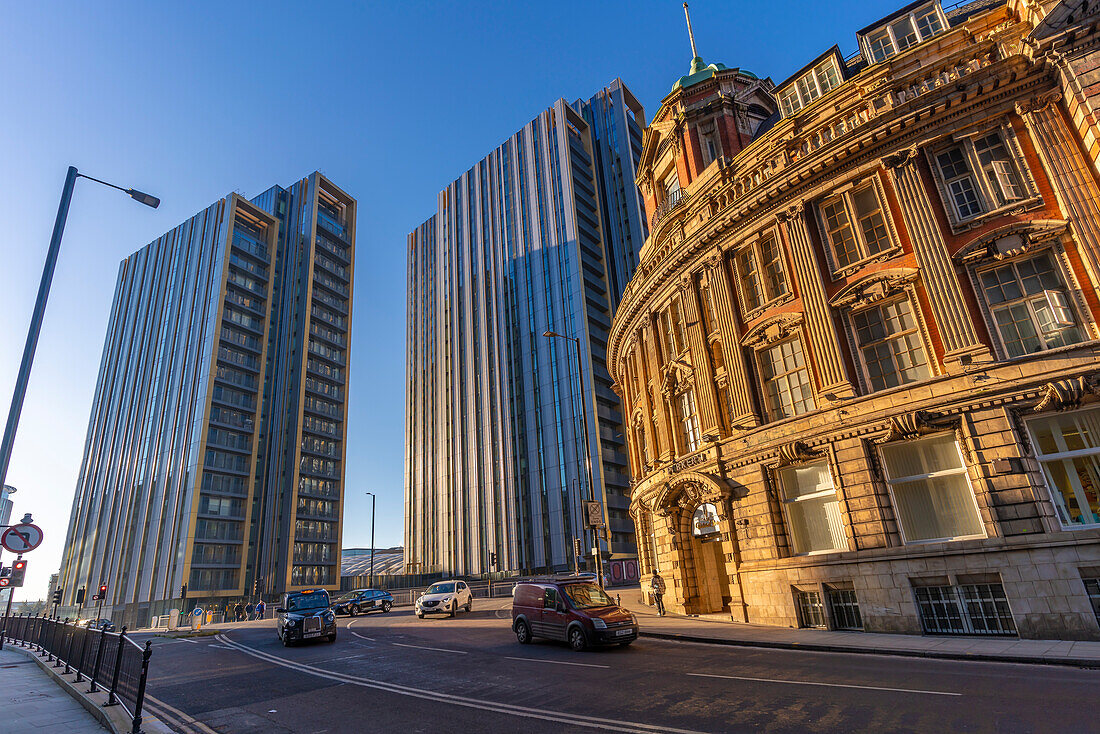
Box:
[276,588,337,646]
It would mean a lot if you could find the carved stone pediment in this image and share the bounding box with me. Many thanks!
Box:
[775,441,823,467]
[1033,373,1100,413]
[661,359,695,399]
[953,220,1069,265]
[829,269,919,309]
[741,313,803,349]
[877,410,960,444]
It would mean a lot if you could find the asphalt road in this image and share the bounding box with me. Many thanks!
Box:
[134,599,1100,734]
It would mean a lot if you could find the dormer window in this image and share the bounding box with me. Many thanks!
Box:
[778,54,843,119]
[861,2,946,64]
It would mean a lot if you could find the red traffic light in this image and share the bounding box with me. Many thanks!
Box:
[99,584,107,594]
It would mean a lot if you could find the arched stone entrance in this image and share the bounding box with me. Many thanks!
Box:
[649,471,736,616]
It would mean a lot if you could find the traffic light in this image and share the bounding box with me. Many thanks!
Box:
[180,584,187,598]
[76,586,86,604]
[52,587,63,605]
[489,552,497,568]
[9,560,27,588]
[573,538,583,557]
[0,567,10,589]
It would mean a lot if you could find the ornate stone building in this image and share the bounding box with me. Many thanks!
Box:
[609,0,1100,639]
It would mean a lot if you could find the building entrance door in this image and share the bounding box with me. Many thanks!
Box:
[689,503,731,613]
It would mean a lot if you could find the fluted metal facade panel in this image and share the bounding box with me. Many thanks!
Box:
[406,81,647,576]
[58,173,356,624]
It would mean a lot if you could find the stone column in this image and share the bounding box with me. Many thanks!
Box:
[703,252,759,427]
[642,318,675,461]
[679,276,722,436]
[1019,93,1100,289]
[884,150,990,365]
[778,207,857,397]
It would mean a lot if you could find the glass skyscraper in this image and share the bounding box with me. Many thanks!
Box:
[406,79,647,575]
[58,172,355,625]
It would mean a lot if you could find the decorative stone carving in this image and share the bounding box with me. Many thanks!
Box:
[740,313,803,348]
[829,269,919,309]
[877,410,960,444]
[953,220,1069,265]
[775,441,823,467]
[1033,374,1100,413]
[661,359,695,399]
[1014,89,1063,116]
[882,146,920,170]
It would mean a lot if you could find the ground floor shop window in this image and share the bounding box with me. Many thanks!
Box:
[912,581,1016,636]
[1029,407,1100,527]
[826,586,863,630]
[879,433,984,543]
[795,588,827,628]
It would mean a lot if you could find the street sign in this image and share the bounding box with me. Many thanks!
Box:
[1,523,42,554]
[585,501,605,529]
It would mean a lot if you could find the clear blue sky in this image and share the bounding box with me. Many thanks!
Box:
[0,0,907,597]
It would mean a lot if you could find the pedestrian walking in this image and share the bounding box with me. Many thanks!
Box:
[256,600,266,619]
[650,570,666,616]
[234,601,244,622]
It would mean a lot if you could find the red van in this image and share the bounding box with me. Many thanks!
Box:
[511,576,638,651]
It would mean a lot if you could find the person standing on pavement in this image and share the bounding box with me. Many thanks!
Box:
[650,570,666,616]
[245,601,255,620]
[234,601,244,622]
[256,600,266,620]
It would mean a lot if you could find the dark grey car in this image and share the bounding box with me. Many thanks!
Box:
[276,589,337,646]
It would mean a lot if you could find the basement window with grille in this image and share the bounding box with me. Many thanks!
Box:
[794,588,828,629]
[826,585,864,631]
[911,579,1017,636]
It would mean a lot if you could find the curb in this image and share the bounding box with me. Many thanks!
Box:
[4,643,172,734]
[638,630,1100,669]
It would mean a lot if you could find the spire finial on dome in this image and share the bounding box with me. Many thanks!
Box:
[683,3,699,60]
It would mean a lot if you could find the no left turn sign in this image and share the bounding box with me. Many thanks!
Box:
[1,524,43,554]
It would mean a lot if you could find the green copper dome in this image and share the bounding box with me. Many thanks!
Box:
[672,56,755,92]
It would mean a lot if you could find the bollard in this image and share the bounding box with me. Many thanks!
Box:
[129,641,153,734]
[106,626,127,706]
[89,626,108,694]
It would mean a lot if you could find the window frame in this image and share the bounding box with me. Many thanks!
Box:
[972,248,1087,360]
[929,124,1038,228]
[878,432,986,545]
[815,175,900,277]
[732,228,790,316]
[1026,407,1100,529]
[860,2,947,64]
[777,55,844,118]
[775,459,848,556]
[756,335,817,421]
[848,295,934,392]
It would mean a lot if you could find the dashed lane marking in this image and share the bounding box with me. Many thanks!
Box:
[392,642,467,654]
[504,656,609,669]
[687,672,963,696]
[215,633,709,734]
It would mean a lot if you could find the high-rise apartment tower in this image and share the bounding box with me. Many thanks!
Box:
[58,172,355,625]
[406,80,647,575]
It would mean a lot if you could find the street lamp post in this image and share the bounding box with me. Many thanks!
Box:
[543,330,605,587]
[0,166,159,491]
[365,492,376,588]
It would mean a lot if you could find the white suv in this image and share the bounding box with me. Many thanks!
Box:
[415,581,473,618]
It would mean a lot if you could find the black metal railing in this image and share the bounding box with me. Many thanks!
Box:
[650,188,690,229]
[2,615,153,734]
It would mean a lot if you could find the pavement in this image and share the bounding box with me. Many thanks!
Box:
[130,599,1100,733]
[611,585,1100,667]
[0,647,107,733]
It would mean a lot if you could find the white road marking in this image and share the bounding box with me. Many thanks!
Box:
[504,656,609,669]
[175,637,200,644]
[346,619,375,641]
[215,634,707,734]
[392,642,467,655]
[144,693,221,734]
[687,672,962,697]
[207,644,233,649]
